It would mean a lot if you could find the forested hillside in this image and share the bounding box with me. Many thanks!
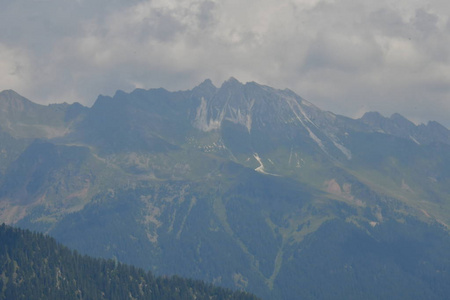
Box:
[0,224,259,300]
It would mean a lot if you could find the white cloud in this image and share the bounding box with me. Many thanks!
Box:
[0,44,32,93]
[0,0,449,127]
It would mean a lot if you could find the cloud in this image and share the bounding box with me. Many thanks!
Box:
[0,43,32,92]
[0,0,449,127]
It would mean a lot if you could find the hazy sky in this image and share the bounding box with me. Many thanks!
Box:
[1,0,450,127]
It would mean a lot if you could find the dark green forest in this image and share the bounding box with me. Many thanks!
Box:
[0,224,259,300]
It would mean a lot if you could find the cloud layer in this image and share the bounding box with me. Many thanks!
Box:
[1,0,449,126]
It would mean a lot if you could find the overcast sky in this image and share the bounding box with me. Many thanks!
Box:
[1,0,449,127]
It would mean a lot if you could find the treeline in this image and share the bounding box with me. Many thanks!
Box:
[0,224,259,300]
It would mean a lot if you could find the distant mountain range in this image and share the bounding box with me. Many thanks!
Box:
[1,79,450,299]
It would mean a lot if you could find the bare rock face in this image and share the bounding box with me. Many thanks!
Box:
[1,81,450,300]
[0,89,87,139]
[360,111,450,146]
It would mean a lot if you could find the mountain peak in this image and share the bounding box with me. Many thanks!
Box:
[0,89,30,103]
[390,112,406,119]
[220,77,243,88]
[197,79,216,89]
[191,79,217,99]
[113,90,129,99]
[226,76,240,83]
[426,120,447,130]
[0,89,38,113]
[194,79,217,93]
[360,111,384,121]
[0,89,22,98]
[359,111,386,130]
[389,113,415,129]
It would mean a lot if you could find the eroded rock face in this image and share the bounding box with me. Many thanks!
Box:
[1,80,450,300]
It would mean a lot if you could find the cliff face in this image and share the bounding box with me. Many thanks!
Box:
[1,80,450,299]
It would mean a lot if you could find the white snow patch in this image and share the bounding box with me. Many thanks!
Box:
[369,221,378,227]
[286,93,353,160]
[222,99,255,133]
[288,146,293,166]
[295,153,301,168]
[301,99,314,107]
[246,112,252,133]
[307,127,326,150]
[284,96,327,152]
[333,141,352,160]
[253,153,279,176]
[253,153,266,173]
[409,135,420,145]
[194,97,221,131]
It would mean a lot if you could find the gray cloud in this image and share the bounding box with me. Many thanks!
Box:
[0,0,449,127]
[413,9,439,34]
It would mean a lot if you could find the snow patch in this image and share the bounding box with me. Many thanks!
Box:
[420,209,431,218]
[246,112,252,133]
[286,94,352,160]
[369,221,378,227]
[253,153,266,173]
[333,141,352,160]
[306,127,326,150]
[295,153,302,168]
[253,153,279,176]
[223,99,254,133]
[409,135,420,145]
[301,99,314,107]
[194,97,221,131]
[284,96,327,152]
[288,147,293,166]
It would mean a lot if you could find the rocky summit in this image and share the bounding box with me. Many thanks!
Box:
[1,79,450,299]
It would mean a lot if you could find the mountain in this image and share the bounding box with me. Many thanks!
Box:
[0,90,87,139]
[1,80,450,299]
[0,224,259,300]
[359,111,450,145]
